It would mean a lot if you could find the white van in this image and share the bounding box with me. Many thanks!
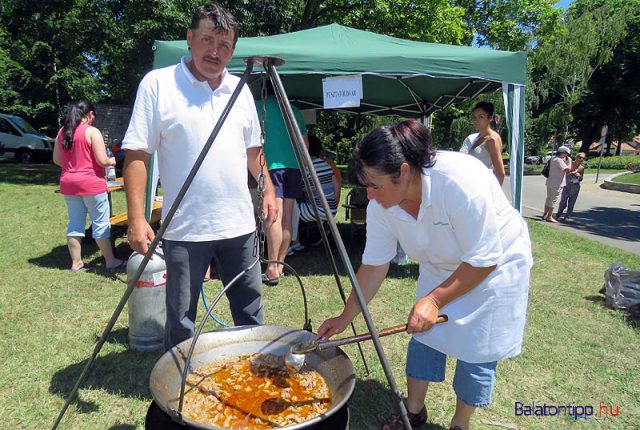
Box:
[0,113,54,163]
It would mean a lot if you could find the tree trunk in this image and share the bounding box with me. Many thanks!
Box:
[615,135,622,156]
[298,0,322,29]
[579,123,594,154]
[562,122,570,146]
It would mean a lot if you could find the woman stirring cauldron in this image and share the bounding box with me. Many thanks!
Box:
[317,119,533,430]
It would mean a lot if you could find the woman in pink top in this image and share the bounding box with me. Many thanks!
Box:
[53,100,124,272]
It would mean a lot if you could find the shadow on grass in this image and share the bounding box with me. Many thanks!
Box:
[584,294,640,330]
[28,241,132,277]
[100,327,131,345]
[0,158,59,186]
[559,207,640,242]
[49,348,162,413]
[282,224,419,281]
[349,378,447,430]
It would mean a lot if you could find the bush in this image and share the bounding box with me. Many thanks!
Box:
[583,155,640,172]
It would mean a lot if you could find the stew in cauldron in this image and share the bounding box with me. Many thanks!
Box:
[183,353,330,429]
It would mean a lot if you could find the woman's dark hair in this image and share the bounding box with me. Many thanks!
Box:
[189,2,239,47]
[62,100,95,150]
[350,119,436,186]
[308,135,323,157]
[473,101,500,131]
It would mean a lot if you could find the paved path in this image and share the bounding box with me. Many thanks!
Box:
[505,174,640,255]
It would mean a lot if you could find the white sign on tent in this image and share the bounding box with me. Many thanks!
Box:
[322,75,363,109]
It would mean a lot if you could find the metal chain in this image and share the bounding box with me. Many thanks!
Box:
[253,72,268,259]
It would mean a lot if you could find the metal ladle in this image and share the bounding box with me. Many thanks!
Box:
[285,315,449,372]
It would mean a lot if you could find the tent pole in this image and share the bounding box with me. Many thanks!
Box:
[502,83,525,212]
[265,59,412,430]
[262,60,371,376]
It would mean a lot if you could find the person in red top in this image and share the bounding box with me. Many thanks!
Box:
[53,100,125,272]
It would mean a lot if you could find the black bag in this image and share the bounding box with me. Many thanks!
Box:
[541,159,551,178]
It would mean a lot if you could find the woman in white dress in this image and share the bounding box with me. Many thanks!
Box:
[459,102,506,185]
[318,119,533,430]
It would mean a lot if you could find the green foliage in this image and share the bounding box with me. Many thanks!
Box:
[530,0,630,146]
[583,155,640,171]
[571,0,640,152]
[334,0,469,45]
[0,0,634,150]
[455,0,562,50]
[431,91,506,151]
[100,0,196,103]
[0,0,117,132]
[228,0,471,44]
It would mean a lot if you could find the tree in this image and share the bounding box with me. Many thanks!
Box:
[0,0,107,131]
[530,0,629,149]
[454,0,562,50]
[435,1,562,155]
[571,0,640,154]
[99,0,196,104]
[227,0,470,45]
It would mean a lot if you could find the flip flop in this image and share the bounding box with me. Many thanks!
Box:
[68,267,86,273]
[106,260,127,274]
[261,273,279,286]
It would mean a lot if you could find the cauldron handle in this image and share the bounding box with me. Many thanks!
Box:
[261,258,313,332]
[173,256,313,421]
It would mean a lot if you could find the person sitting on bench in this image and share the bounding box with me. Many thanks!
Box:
[289,135,339,253]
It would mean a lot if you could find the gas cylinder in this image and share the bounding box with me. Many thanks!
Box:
[127,247,167,352]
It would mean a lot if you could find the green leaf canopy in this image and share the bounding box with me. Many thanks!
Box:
[152,24,526,117]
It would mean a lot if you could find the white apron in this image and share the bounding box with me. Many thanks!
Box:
[362,151,533,363]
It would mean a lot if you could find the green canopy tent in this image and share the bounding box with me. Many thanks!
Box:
[152,24,526,210]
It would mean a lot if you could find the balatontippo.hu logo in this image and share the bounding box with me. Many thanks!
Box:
[515,401,621,420]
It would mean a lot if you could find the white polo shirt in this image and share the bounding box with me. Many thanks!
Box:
[363,151,533,363]
[123,57,261,241]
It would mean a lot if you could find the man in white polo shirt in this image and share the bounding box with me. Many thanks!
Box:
[122,2,277,350]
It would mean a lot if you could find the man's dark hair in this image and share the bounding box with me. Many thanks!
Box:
[189,3,239,46]
[350,119,436,186]
[308,135,323,157]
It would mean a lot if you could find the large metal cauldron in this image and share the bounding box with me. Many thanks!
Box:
[149,325,356,430]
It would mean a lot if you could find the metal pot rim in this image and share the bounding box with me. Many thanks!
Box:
[149,325,356,430]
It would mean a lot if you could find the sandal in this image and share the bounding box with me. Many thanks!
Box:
[106,260,127,274]
[261,273,279,286]
[380,405,427,430]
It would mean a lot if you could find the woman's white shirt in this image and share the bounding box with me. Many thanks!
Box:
[362,151,533,363]
[460,132,493,169]
[546,157,569,188]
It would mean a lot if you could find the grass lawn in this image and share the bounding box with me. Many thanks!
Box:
[612,172,640,185]
[1,160,638,429]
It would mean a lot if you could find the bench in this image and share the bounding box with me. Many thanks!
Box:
[110,200,163,237]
